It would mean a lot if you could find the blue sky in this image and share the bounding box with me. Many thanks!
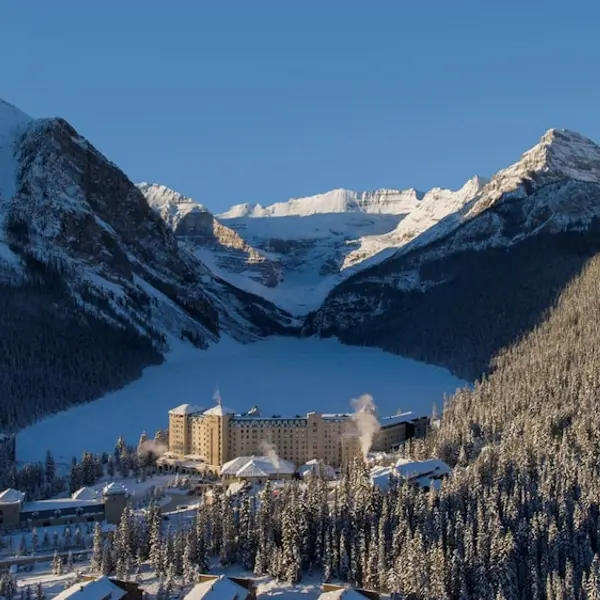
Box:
[1,1,599,213]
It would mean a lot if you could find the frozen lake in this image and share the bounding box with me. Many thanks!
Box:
[17,336,465,463]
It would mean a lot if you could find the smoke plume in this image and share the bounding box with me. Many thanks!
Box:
[137,439,168,459]
[260,440,281,471]
[350,393,381,461]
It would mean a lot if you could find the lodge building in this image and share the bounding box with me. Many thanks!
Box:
[167,401,428,470]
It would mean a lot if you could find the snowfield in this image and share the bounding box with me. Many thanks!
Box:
[17,337,464,463]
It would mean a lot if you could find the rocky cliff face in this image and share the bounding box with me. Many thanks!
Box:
[304,129,600,380]
[137,183,282,287]
[0,99,296,430]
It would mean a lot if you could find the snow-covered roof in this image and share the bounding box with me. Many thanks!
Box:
[102,482,127,496]
[184,576,251,600]
[72,487,102,501]
[220,455,296,478]
[379,412,414,427]
[319,588,370,600]
[169,404,205,416]
[203,403,235,416]
[298,460,336,479]
[22,498,102,514]
[53,576,127,600]
[394,457,452,479]
[0,488,24,504]
[371,458,451,490]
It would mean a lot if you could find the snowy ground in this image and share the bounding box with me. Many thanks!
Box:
[17,337,464,464]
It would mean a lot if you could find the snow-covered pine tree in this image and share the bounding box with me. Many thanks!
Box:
[281,487,302,583]
[44,450,55,484]
[65,551,74,573]
[182,533,196,584]
[254,480,274,575]
[195,505,208,573]
[52,550,62,575]
[149,502,163,574]
[35,583,44,600]
[237,493,255,570]
[219,493,236,567]
[101,537,114,576]
[90,522,103,573]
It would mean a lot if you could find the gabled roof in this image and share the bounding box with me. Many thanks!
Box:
[220,455,296,477]
[0,488,25,504]
[72,487,102,501]
[203,403,234,416]
[102,482,127,496]
[169,404,205,416]
[53,576,127,600]
[298,460,336,478]
[319,588,370,600]
[184,576,251,600]
[371,458,452,490]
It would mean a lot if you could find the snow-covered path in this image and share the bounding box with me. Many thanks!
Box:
[17,337,464,463]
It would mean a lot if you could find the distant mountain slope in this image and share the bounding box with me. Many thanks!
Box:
[304,129,600,380]
[137,182,282,288]
[0,98,296,431]
[139,181,483,315]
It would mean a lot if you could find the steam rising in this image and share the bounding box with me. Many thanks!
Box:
[260,440,281,471]
[350,393,381,461]
[213,388,222,405]
[137,439,168,459]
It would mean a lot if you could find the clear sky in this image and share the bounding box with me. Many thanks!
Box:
[1,1,599,213]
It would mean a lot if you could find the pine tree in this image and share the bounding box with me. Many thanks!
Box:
[115,505,134,580]
[90,522,103,573]
[149,502,163,574]
[281,499,302,583]
[101,538,114,575]
[52,550,63,575]
[219,493,236,567]
[65,551,74,573]
[237,494,255,570]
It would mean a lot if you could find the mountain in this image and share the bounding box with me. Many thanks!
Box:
[0,98,296,431]
[219,187,424,218]
[207,182,484,314]
[137,182,283,291]
[304,129,600,380]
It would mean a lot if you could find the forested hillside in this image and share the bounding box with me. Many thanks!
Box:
[100,249,600,600]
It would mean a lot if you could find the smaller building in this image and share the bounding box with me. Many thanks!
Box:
[298,459,336,479]
[0,489,25,528]
[320,584,379,600]
[220,455,296,483]
[0,482,129,531]
[184,575,256,600]
[370,457,452,491]
[53,576,142,600]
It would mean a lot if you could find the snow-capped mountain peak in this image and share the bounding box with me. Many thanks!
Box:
[0,99,32,136]
[0,99,33,206]
[136,182,208,230]
[218,187,423,219]
[469,128,600,218]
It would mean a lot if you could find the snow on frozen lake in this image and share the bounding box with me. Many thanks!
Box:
[17,337,465,463]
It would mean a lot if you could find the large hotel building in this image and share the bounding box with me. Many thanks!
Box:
[167,400,428,470]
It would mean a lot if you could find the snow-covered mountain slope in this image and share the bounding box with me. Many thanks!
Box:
[213,181,488,314]
[138,183,282,287]
[0,98,297,431]
[304,128,600,380]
